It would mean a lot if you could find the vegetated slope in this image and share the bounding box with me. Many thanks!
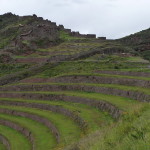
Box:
[0,13,150,150]
[0,12,60,52]
[119,28,150,61]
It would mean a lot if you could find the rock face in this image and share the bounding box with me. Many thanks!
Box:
[0,13,61,53]
[10,15,59,51]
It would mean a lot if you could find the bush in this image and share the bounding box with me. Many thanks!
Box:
[141,50,150,61]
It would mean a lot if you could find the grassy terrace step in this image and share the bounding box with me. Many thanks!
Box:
[0,113,56,150]
[0,105,81,149]
[8,82,150,95]
[2,83,150,102]
[0,134,9,150]
[0,90,136,111]
[0,143,6,150]
[0,43,114,86]
[90,106,150,150]
[0,98,87,131]
[19,74,150,88]
[0,90,140,117]
[0,125,31,150]
[67,104,150,150]
[0,118,33,149]
[0,108,60,143]
[0,100,113,134]
[26,73,150,81]
[94,70,150,77]
[0,91,122,119]
[0,97,112,130]
[35,60,150,78]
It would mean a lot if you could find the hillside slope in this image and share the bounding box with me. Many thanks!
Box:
[0,13,150,150]
[119,28,150,60]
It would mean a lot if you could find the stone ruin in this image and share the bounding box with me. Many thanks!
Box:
[58,24,106,39]
[10,14,60,50]
[98,37,106,40]
[1,13,107,52]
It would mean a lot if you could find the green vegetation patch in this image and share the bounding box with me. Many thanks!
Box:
[36,61,149,78]
[14,82,150,95]
[0,113,56,150]
[0,90,139,111]
[0,142,6,150]
[0,64,30,77]
[0,105,81,149]
[0,125,31,150]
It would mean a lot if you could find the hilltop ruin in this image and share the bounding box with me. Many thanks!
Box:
[0,13,106,53]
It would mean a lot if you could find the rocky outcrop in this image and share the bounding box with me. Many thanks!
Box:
[20,30,33,37]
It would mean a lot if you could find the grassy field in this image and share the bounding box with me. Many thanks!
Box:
[0,125,31,150]
[0,38,150,150]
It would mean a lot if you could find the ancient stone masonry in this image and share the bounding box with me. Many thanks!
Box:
[58,25,64,30]
[70,31,97,39]
[0,13,105,52]
[98,37,106,40]
[64,29,72,34]
[87,34,96,38]
[58,25,97,39]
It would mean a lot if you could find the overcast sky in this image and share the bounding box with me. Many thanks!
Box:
[1,0,150,39]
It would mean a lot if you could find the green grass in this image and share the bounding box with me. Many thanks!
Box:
[52,73,150,81]
[0,105,81,149]
[126,56,149,63]
[0,63,30,77]
[0,90,139,111]
[90,105,150,150]
[0,125,31,150]
[36,61,150,78]
[0,27,150,150]
[0,113,56,150]
[13,82,150,95]
[0,142,6,150]
[0,99,113,131]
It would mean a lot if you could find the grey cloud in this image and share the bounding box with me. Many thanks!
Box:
[0,0,150,39]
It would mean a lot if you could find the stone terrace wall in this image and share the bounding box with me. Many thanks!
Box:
[0,134,10,150]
